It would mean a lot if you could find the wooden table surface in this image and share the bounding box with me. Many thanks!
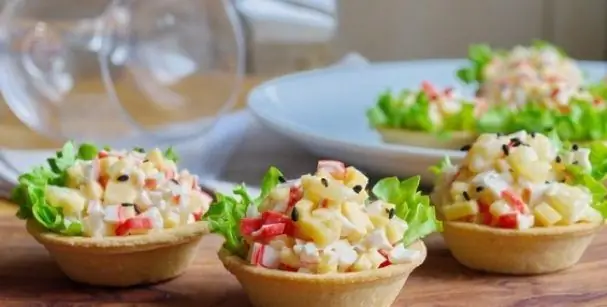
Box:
[2,76,607,307]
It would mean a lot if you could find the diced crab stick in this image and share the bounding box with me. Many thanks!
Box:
[421,81,438,99]
[378,249,391,268]
[164,169,176,180]
[251,223,287,240]
[192,209,203,221]
[317,160,346,180]
[497,213,518,229]
[501,190,526,213]
[278,263,298,272]
[98,175,109,189]
[115,217,153,236]
[250,243,265,266]
[286,186,303,212]
[261,211,291,225]
[250,243,281,268]
[240,218,263,236]
[144,178,157,189]
[443,87,454,96]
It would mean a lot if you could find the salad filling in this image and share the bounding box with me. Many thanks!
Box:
[205,161,441,274]
[13,142,212,238]
[457,41,584,109]
[431,131,607,229]
[367,81,480,135]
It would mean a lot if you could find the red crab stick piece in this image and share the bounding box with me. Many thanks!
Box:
[421,81,439,99]
[501,190,526,213]
[115,217,153,236]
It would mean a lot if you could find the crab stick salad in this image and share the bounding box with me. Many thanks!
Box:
[367,81,481,135]
[457,41,584,108]
[431,130,607,229]
[205,161,441,274]
[13,142,212,237]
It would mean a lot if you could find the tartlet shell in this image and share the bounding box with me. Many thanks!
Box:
[377,128,477,150]
[218,240,427,307]
[26,219,209,287]
[442,221,603,275]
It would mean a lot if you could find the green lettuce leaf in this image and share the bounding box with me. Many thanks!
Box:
[77,143,99,160]
[456,44,494,84]
[14,142,84,233]
[477,98,607,143]
[164,147,180,163]
[372,175,442,246]
[588,142,607,180]
[257,166,283,205]
[203,166,280,257]
[429,156,453,176]
[204,190,248,257]
[366,89,476,135]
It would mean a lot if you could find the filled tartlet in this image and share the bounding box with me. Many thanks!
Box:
[206,160,441,307]
[13,142,212,286]
[457,41,607,143]
[457,41,584,108]
[431,131,607,274]
[367,81,480,149]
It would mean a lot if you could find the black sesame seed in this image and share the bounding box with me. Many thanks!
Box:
[117,174,129,182]
[463,191,471,201]
[171,178,179,185]
[555,156,562,163]
[501,144,510,156]
[121,203,134,207]
[134,205,142,215]
[460,144,472,151]
[510,137,521,144]
[388,208,396,219]
[476,186,484,193]
[572,144,579,151]
[545,180,550,184]
[545,127,554,132]
[509,168,513,173]
[496,133,503,137]
[561,179,566,183]
[321,178,328,187]
[530,132,536,138]
[143,159,149,163]
[278,176,286,183]
[572,161,579,165]
[385,208,391,214]
[353,185,363,193]
[291,207,299,222]
[133,147,145,153]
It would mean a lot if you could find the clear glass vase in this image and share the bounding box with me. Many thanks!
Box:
[0,0,246,180]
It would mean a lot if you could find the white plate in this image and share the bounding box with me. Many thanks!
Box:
[247,59,607,185]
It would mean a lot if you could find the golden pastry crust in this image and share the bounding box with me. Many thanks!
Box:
[27,219,209,287]
[377,128,477,150]
[442,221,603,275]
[219,240,427,307]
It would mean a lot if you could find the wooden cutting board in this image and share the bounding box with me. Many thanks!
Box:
[2,200,607,307]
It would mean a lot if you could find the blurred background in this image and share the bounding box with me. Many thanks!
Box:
[0,0,605,190]
[241,0,607,75]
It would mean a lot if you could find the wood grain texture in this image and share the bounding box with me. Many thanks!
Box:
[2,200,607,307]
